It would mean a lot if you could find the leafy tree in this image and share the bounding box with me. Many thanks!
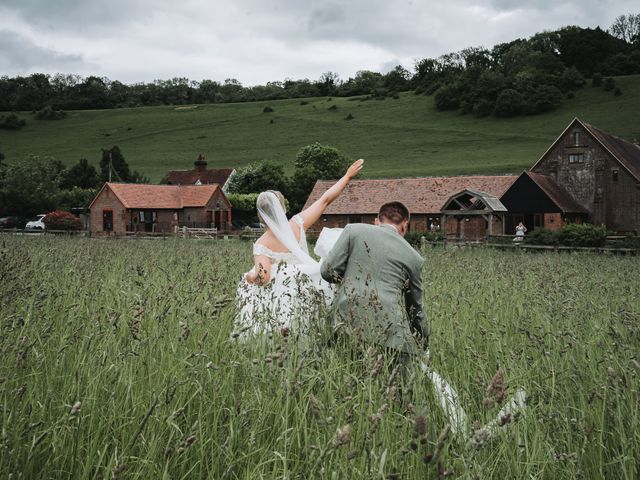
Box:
[99,146,149,183]
[383,65,411,92]
[60,158,101,189]
[434,84,461,110]
[1,156,63,216]
[494,89,524,117]
[227,161,288,194]
[316,72,341,96]
[288,142,351,212]
[609,13,640,43]
[58,187,98,210]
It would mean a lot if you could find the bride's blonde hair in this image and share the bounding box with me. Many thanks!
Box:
[257,190,287,227]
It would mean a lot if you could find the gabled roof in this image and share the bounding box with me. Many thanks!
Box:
[442,189,507,213]
[582,122,640,181]
[531,117,640,181]
[89,183,221,210]
[522,172,588,214]
[166,168,235,187]
[303,175,517,215]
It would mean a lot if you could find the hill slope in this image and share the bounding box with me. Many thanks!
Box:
[1,75,639,182]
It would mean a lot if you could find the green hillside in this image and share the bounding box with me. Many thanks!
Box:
[1,75,639,182]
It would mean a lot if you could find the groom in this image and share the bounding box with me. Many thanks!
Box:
[320,201,428,360]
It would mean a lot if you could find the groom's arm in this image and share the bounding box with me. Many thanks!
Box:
[320,225,352,284]
[405,259,428,351]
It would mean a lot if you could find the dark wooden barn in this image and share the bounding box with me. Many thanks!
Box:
[530,118,640,233]
[500,171,588,234]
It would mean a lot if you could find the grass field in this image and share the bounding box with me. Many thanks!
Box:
[1,75,639,182]
[1,236,639,478]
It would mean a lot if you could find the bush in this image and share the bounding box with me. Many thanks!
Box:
[592,73,603,87]
[35,106,66,120]
[615,236,640,249]
[227,193,259,212]
[603,77,615,91]
[299,101,308,105]
[494,89,524,117]
[530,85,563,113]
[43,210,83,231]
[614,87,623,96]
[344,113,354,120]
[433,84,460,111]
[556,223,607,247]
[561,67,586,90]
[262,106,274,113]
[525,228,559,246]
[0,113,26,130]
[328,104,338,111]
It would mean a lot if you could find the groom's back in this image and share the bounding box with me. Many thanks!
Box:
[322,222,425,353]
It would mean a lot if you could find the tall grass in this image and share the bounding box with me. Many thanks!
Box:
[1,236,638,478]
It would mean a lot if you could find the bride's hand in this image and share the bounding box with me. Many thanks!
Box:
[345,159,364,179]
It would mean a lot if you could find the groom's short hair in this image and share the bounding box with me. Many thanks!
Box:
[378,201,410,224]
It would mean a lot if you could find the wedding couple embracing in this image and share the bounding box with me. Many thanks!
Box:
[233,159,429,365]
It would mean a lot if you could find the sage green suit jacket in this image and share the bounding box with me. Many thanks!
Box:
[320,223,428,354]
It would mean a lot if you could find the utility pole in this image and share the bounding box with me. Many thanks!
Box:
[109,152,112,182]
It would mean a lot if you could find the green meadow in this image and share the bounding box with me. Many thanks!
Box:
[1,75,639,182]
[1,236,639,479]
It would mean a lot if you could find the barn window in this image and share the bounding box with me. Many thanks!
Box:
[568,153,584,164]
[612,169,619,182]
[571,131,580,145]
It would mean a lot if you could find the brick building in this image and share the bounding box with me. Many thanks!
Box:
[303,176,516,234]
[89,182,232,236]
[528,118,640,233]
[165,154,235,192]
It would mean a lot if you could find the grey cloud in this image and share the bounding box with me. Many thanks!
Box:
[0,0,157,29]
[0,0,637,84]
[0,29,86,73]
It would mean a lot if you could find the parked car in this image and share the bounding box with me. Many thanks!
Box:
[25,214,47,230]
[0,216,28,229]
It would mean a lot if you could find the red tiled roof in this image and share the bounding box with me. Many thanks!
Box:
[166,168,234,186]
[303,175,517,215]
[103,183,219,209]
[525,172,588,214]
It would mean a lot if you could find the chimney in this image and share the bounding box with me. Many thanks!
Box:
[194,153,207,172]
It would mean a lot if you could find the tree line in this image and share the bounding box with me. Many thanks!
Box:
[0,141,348,218]
[0,146,148,217]
[0,18,638,117]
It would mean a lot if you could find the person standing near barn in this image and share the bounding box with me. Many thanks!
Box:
[514,221,527,242]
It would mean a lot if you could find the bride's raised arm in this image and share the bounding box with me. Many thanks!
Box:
[296,159,364,230]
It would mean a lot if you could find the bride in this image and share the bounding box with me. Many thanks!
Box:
[233,159,364,340]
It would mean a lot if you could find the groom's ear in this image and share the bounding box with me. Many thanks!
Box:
[374,218,380,226]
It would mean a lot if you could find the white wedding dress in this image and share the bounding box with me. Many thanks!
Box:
[233,192,340,340]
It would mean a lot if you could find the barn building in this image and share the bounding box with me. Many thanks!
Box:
[303,118,640,238]
[89,182,232,236]
[303,176,516,236]
[527,118,640,233]
[500,171,589,234]
[165,154,235,192]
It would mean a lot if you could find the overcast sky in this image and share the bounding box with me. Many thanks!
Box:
[0,0,636,85]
